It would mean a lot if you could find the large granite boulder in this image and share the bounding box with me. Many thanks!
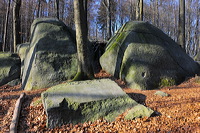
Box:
[0,52,21,86]
[100,21,200,90]
[22,18,78,91]
[42,79,154,128]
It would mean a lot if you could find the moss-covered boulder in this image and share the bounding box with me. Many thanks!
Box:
[0,52,21,86]
[100,21,200,90]
[17,42,30,77]
[22,18,78,91]
[41,79,153,128]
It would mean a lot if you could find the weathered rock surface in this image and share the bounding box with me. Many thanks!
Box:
[7,79,21,86]
[100,21,200,90]
[0,52,21,86]
[125,104,154,120]
[17,42,30,77]
[42,79,153,128]
[21,18,78,90]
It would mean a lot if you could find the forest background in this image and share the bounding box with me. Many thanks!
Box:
[0,0,199,57]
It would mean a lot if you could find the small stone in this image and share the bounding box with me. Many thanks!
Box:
[124,104,154,120]
[167,115,171,118]
[154,91,170,97]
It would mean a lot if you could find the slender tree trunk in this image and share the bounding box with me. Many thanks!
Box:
[61,0,65,20]
[96,22,98,40]
[155,0,159,27]
[136,0,140,20]
[1,18,4,51]
[55,0,59,19]
[3,0,11,52]
[74,0,93,80]
[178,0,185,50]
[195,5,200,51]
[13,0,22,53]
[103,0,111,40]
[37,0,41,18]
[136,0,143,21]
[173,3,178,42]
[139,0,143,21]
[195,3,199,56]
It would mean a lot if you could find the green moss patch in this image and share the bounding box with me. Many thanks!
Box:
[159,77,176,88]
[31,98,43,106]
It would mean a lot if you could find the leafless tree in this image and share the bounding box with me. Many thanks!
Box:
[178,0,185,50]
[3,0,11,52]
[13,0,21,53]
[74,0,93,80]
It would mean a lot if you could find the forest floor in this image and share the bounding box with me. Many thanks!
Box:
[0,70,200,133]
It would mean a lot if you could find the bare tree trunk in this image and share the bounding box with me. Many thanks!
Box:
[3,0,11,52]
[178,0,185,51]
[37,0,41,18]
[55,0,59,19]
[1,18,4,51]
[136,0,140,20]
[74,0,93,80]
[155,0,159,27]
[139,0,143,21]
[60,0,65,20]
[96,22,98,40]
[173,3,178,42]
[129,0,134,20]
[136,0,143,21]
[195,6,199,54]
[193,1,199,56]
[13,0,22,53]
[103,0,111,40]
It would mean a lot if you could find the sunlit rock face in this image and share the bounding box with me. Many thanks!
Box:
[21,18,78,91]
[100,21,200,90]
[42,79,154,128]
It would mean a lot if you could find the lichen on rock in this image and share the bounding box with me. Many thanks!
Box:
[21,18,78,91]
[42,79,154,128]
[100,21,200,90]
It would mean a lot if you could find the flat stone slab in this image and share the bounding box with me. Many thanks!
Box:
[42,79,143,128]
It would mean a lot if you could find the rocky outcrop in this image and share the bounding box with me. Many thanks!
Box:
[100,21,200,90]
[21,18,78,90]
[0,52,21,86]
[42,79,154,128]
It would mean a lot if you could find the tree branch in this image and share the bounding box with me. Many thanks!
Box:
[10,93,26,133]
